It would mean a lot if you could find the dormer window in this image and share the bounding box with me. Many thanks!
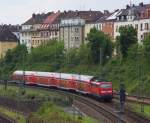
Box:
[130,16,132,20]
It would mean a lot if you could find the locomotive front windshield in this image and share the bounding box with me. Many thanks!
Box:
[101,84,112,88]
[91,77,105,82]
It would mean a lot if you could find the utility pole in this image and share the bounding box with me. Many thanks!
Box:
[20,52,26,95]
[99,47,103,79]
[100,47,102,67]
[137,48,144,113]
[117,44,126,115]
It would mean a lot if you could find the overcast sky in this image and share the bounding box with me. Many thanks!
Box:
[0,0,149,25]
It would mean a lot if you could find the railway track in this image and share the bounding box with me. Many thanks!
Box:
[28,86,126,123]
[22,85,150,123]
[0,82,150,123]
[114,93,150,105]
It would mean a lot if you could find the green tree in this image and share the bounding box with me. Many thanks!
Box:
[64,48,78,67]
[117,26,137,58]
[77,44,92,64]
[27,40,65,71]
[87,28,113,64]
[143,34,150,58]
[0,44,28,79]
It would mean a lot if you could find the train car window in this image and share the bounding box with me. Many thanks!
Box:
[101,84,112,88]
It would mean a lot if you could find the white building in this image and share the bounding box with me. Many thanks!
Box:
[20,13,51,52]
[114,19,150,43]
[114,3,150,43]
[20,25,32,51]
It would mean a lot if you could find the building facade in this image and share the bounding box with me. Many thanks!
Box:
[34,12,61,48]
[114,18,150,43]
[0,28,18,58]
[60,18,85,49]
[20,13,51,51]
[114,3,150,43]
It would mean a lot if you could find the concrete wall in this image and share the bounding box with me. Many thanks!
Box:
[60,26,84,49]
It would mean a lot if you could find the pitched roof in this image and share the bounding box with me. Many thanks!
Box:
[39,12,61,30]
[0,26,18,42]
[96,10,121,23]
[0,24,21,32]
[51,11,103,24]
[43,12,61,24]
[117,3,150,19]
[65,11,103,23]
[22,12,52,25]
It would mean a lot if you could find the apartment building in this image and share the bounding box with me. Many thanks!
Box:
[114,3,150,43]
[95,10,121,40]
[32,12,60,48]
[0,27,18,58]
[60,18,85,49]
[20,13,51,51]
[21,10,103,50]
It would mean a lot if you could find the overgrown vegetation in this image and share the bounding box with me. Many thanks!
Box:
[129,102,150,119]
[28,102,98,123]
[0,27,150,96]
[0,106,26,123]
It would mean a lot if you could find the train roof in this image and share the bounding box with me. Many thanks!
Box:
[13,71,94,82]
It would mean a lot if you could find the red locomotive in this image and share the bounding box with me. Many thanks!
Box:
[12,71,113,101]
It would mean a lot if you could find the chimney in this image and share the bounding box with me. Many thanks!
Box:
[32,13,36,18]
[126,5,130,9]
[104,10,109,15]
[139,2,144,7]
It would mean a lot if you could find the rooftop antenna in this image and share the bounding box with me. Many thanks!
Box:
[80,0,85,10]
[130,0,132,7]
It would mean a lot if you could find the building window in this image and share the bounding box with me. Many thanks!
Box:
[75,28,79,33]
[140,23,143,31]
[75,37,79,41]
[135,24,138,30]
[41,32,43,37]
[145,23,149,30]
[116,26,118,32]
[46,32,49,37]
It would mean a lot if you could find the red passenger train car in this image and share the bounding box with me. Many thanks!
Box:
[12,71,113,101]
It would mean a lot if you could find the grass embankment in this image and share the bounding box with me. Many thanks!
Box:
[28,102,99,123]
[0,84,63,100]
[0,85,99,123]
[0,107,26,123]
[128,102,150,119]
